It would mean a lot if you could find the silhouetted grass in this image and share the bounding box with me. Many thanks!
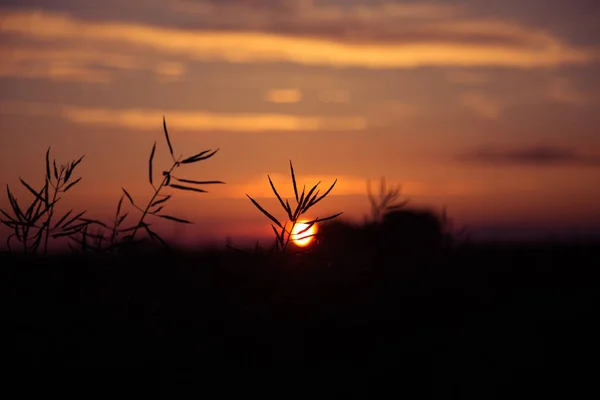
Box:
[1,119,599,396]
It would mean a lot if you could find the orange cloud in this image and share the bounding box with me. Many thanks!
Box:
[0,100,366,132]
[1,9,595,69]
[265,89,303,104]
[459,92,502,119]
[0,44,186,83]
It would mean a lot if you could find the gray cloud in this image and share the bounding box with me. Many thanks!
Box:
[459,145,600,166]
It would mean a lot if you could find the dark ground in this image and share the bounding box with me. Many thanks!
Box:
[1,240,599,395]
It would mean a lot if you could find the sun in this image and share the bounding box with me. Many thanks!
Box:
[291,220,318,247]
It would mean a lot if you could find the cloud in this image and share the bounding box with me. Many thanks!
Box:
[0,9,596,70]
[0,44,187,83]
[545,77,590,105]
[459,93,502,119]
[317,89,351,104]
[459,145,600,166]
[364,101,418,127]
[153,61,186,82]
[265,88,303,104]
[446,71,491,86]
[0,100,366,132]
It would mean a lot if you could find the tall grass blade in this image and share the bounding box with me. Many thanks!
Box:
[122,188,135,205]
[309,179,337,208]
[6,185,24,222]
[304,212,342,225]
[173,178,225,185]
[116,194,124,217]
[246,194,282,228]
[151,195,171,207]
[45,147,51,181]
[53,160,58,180]
[181,149,220,164]
[300,182,320,211]
[169,184,208,193]
[143,223,168,246]
[63,177,82,192]
[163,116,175,160]
[149,141,156,186]
[117,213,129,226]
[158,214,191,224]
[0,208,15,223]
[268,175,287,213]
[290,161,299,203]
[53,209,73,230]
[61,210,87,229]
[19,178,45,204]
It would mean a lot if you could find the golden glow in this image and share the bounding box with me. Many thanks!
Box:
[0,100,366,132]
[0,10,595,69]
[291,220,317,247]
[265,89,303,104]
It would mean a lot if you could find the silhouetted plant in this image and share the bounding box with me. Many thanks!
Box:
[366,177,409,223]
[246,161,342,253]
[111,117,225,249]
[0,147,95,254]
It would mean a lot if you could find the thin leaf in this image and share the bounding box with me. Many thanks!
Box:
[304,190,320,211]
[280,221,287,244]
[45,147,51,181]
[290,161,299,203]
[181,149,220,164]
[117,213,129,226]
[143,223,168,246]
[19,178,45,204]
[31,231,43,253]
[158,214,191,224]
[63,177,82,192]
[163,116,174,159]
[309,179,337,208]
[151,195,172,207]
[150,205,164,214]
[267,175,287,214]
[271,224,282,246]
[246,194,282,228]
[169,184,208,193]
[61,210,87,229]
[116,194,124,217]
[285,199,293,221]
[122,188,135,205]
[300,181,320,212]
[6,185,24,222]
[43,181,49,208]
[149,141,156,186]
[53,160,58,180]
[53,209,73,230]
[25,195,40,220]
[304,212,343,225]
[71,155,85,171]
[296,220,317,236]
[0,208,15,223]
[294,185,306,220]
[173,178,225,185]
[64,164,73,184]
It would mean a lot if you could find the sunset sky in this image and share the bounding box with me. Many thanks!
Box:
[1,0,599,248]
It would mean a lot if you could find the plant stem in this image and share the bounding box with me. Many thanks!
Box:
[130,158,180,241]
[282,219,297,253]
[43,171,62,255]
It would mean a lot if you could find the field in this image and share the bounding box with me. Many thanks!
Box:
[1,238,598,394]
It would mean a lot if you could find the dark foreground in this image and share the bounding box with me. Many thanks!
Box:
[1,242,599,394]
